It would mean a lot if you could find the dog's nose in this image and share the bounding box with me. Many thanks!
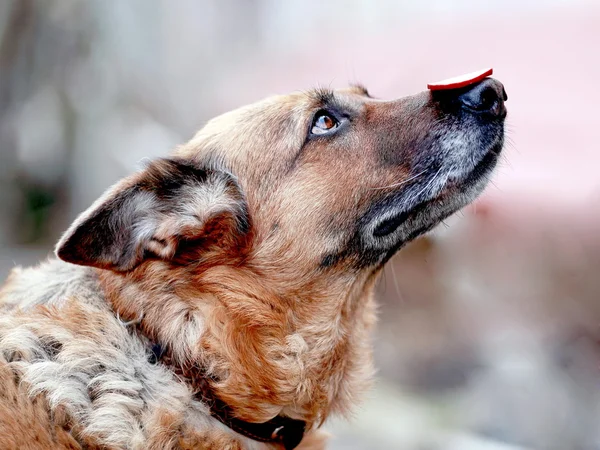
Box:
[458,78,507,117]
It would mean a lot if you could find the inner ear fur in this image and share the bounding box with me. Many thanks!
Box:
[56,158,249,272]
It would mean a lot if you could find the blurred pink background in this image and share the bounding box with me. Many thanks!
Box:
[1,1,599,448]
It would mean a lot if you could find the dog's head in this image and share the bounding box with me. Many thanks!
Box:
[56,78,506,423]
[58,78,506,275]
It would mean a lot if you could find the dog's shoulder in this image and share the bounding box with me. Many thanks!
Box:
[0,260,230,448]
[0,359,111,449]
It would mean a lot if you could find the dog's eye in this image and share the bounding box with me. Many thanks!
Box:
[311,111,339,135]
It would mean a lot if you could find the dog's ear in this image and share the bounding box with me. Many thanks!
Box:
[56,158,249,271]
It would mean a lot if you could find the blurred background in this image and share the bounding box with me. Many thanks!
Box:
[1,0,599,448]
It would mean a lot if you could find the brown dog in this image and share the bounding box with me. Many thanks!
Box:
[0,78,507,449]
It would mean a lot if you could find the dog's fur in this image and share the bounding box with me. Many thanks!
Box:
[0,82,505,449]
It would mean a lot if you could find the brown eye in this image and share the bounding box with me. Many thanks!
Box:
[311,111,338,135]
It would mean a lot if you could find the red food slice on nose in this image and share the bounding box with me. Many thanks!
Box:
[427,68,493,91]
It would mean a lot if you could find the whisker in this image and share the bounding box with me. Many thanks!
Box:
[370,169,427,190]
[500,153,514,170]
[489,179,502,192]
[410,166,444,202]
[389,261,405,304]
[380,269,388,296]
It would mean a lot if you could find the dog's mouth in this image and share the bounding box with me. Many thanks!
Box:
[444,138,502,192]
[359,124,504,267]
[381,142,500,230]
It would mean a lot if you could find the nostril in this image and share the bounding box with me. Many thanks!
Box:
[477,87,499,111]
[457,78,506,115]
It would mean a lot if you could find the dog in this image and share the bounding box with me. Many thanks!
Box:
[0,77,507,449]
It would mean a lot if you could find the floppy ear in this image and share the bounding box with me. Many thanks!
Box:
[56,158,249,271]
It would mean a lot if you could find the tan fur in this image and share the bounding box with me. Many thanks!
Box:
[0,82,505,448]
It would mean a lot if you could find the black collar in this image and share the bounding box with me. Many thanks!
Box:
[149,342,306,449]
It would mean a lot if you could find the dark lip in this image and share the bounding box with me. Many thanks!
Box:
[381,139,501,234]
[372,136,503,237]
[447,142,501,191]
[377,146,500,265]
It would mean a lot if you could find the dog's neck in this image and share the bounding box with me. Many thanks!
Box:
[98,261,377,429]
